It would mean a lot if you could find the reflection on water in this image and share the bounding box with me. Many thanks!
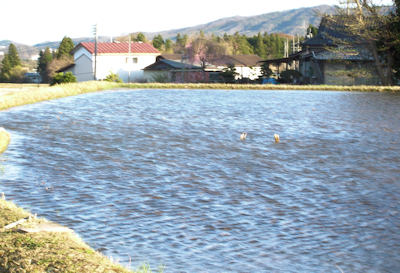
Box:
[1,89,400,272]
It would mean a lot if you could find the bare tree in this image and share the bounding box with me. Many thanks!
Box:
[187,37,227,68]
[329,0,395,85]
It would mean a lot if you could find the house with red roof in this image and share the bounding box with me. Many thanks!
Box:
[64,42,160,82]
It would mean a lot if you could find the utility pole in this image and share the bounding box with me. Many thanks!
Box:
[284,38,289,58]
[292,36,295,54]
[128,34,131,83]
[93,24,98,81]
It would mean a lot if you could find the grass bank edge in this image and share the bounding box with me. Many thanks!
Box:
[1,82,400,111]
[0,198,131,272]
[0,197,164,273]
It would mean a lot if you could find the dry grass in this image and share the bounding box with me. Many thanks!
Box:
[0,129,10,154]
[1,82,399,111]
[0,198,162,273]
[119,82,400,92]
[0,82,119,111]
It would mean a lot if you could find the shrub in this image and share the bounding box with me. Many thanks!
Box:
[0,66,27,83]
[104,72,123,83]
[50,72,77,85]
[279,70,302,84]
[220,64,238,83]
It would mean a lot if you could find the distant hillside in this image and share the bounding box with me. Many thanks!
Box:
[0,40,39,60]
[1,5,334,60]
[33,36,112,50]
[144,5,334,40]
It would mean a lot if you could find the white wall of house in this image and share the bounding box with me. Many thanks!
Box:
[73,54,94,82]
[214,65,262,80]
[234,66,262,80]
[72,48,159,82]
[96,54,158,82]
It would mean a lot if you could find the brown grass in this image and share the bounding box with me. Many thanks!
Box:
[1,82,399,112]
[0,129,10,154]
[0,198,161,273]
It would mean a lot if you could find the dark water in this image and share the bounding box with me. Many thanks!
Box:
[1,89,400,272]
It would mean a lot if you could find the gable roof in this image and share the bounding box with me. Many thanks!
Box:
[303,15,359,48]
[73,42,160,55]
[210,55,263,67]
[160,54,185,61]
[144,59,202,71]
[56,63,75,73]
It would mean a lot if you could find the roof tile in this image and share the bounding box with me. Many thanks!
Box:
[78,42,160,54]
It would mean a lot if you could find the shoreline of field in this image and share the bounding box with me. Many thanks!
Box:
[1,81,399,111]
[0,196,142,272]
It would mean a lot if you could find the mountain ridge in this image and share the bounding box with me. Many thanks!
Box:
[0,5,334,59]
[142,5,334,39]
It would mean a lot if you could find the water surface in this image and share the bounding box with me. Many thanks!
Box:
[1,89,400,272]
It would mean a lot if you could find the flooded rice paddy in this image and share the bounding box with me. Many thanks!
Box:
[1,89,400,272]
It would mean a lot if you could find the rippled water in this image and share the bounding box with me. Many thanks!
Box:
[1,89,400,272]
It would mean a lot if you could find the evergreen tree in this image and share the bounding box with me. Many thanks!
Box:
[223,33,230,42]
[0,55,12,82]
[199,30,205,38]
[37,47,53,83]
[220,64,238,83]
[136,33,147,42]
[0,44,22,82]
[165,39,173,53]
[152,34,165,50]
[176,33,183,45]
[260,62,273,78]
[254,33,266,58]
[175,33,188,53]
[7,43,21,67]
[57,36,74,59]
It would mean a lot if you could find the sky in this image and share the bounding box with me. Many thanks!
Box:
[1,0,393,45]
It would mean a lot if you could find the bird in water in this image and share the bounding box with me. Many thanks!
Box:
[0,127,11,154]
[274,134,280,143]
[240,132,247,141]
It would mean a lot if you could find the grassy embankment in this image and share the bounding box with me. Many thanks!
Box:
[1,82,400,111]
[0,196,157,273]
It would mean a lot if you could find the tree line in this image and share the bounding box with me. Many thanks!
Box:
[1,0,399,85]
[37,36,75,84]
[127,30,304,60]
[0,36,75,84]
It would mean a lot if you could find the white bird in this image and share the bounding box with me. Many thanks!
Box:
[240,132,247,141]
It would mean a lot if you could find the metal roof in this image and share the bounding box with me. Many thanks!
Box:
[74,42,160,54]
[144,59,202,71]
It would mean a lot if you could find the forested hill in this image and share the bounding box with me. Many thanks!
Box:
[146,5,334,39]
[0,5,334,57]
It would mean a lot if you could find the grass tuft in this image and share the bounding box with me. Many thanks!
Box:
[0,128,10,154]
[0,198,162,273]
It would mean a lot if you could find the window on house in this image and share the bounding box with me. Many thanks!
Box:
[126,57,138,64]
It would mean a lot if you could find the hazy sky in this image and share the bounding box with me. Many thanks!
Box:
[1,0,393,45]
